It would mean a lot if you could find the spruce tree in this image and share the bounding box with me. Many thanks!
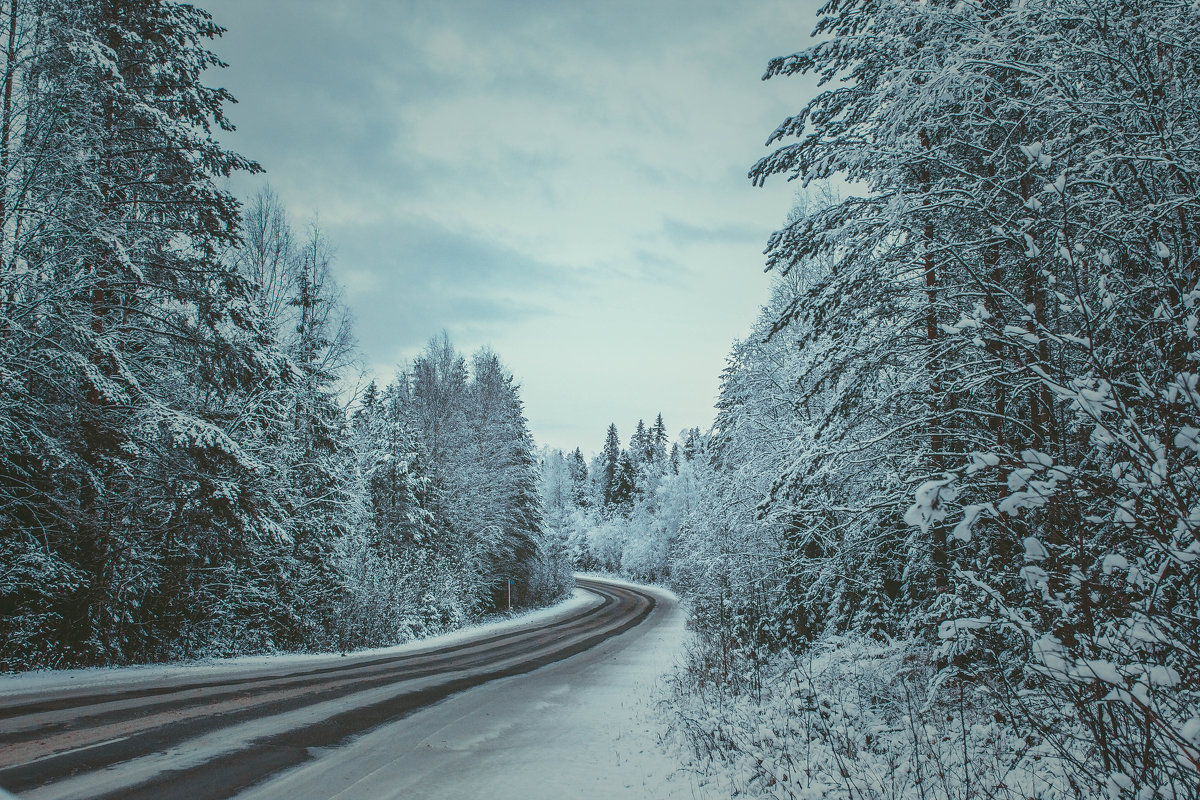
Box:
[600,423,621,507]
[567,447,589,506]
[613,451,637,509]
[0,0,278,667]
[630,419,649,466]
[651,413,668,465]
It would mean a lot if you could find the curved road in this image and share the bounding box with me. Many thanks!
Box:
[0,577,661,800]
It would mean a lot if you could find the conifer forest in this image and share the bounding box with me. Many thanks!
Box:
[0,1,561,671]
[2,1,1200,799]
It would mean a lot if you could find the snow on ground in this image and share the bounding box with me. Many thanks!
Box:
[236,577,723,800]
[0,590,598,699]
[3,577,719,799]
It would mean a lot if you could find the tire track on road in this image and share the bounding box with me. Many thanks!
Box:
[0,578,654,800]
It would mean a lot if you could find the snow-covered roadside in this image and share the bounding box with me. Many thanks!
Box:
[236,578,721,800]
[0,589,597,700]
[565,573,733,798]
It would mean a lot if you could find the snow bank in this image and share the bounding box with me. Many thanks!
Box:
[0,589,597,700]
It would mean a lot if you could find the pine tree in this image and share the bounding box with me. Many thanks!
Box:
[599,423,621,507]
[682,427,703,462]
[567,447,589,506]
[355,380,380,424]
[651,413,668,465]
[612,451,637,509]
[630,419,649,467]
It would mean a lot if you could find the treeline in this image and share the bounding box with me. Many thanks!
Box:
[0,1,562,671]
[540,416,703,581]
[354,332,564,621]
[561,1,1200,797]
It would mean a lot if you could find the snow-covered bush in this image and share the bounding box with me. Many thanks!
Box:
[666,634,1076,800]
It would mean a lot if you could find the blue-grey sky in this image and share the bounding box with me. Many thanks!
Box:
[203,0,821,453]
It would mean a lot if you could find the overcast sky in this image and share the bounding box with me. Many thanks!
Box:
[202,0,822,454]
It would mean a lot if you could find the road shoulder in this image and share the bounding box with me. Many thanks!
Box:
[237,579,717,800]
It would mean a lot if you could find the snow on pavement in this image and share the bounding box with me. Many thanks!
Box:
[235,578,722,800]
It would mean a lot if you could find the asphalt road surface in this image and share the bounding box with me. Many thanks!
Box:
[0,577,684,800]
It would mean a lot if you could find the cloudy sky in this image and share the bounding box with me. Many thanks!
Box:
[203,0,823,454]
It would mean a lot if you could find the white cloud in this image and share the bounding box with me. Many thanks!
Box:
[206,0,823,452]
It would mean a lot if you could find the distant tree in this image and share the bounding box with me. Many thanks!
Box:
[630,419,650,467]
[651,413,669,465]
[682,427,703,462]
[339,380,445,646]
[464,348,544,607]
[388,336,561,611]
[567,447,589,506]
[280,221,358,648]
[540,450,572,524]
[355,380,380,424]
[613,451,637,509]
[599,423,622,507]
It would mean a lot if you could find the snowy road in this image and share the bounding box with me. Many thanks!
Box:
[0,577,704,800]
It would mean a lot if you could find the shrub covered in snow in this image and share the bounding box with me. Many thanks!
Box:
[665,634,1080,800]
